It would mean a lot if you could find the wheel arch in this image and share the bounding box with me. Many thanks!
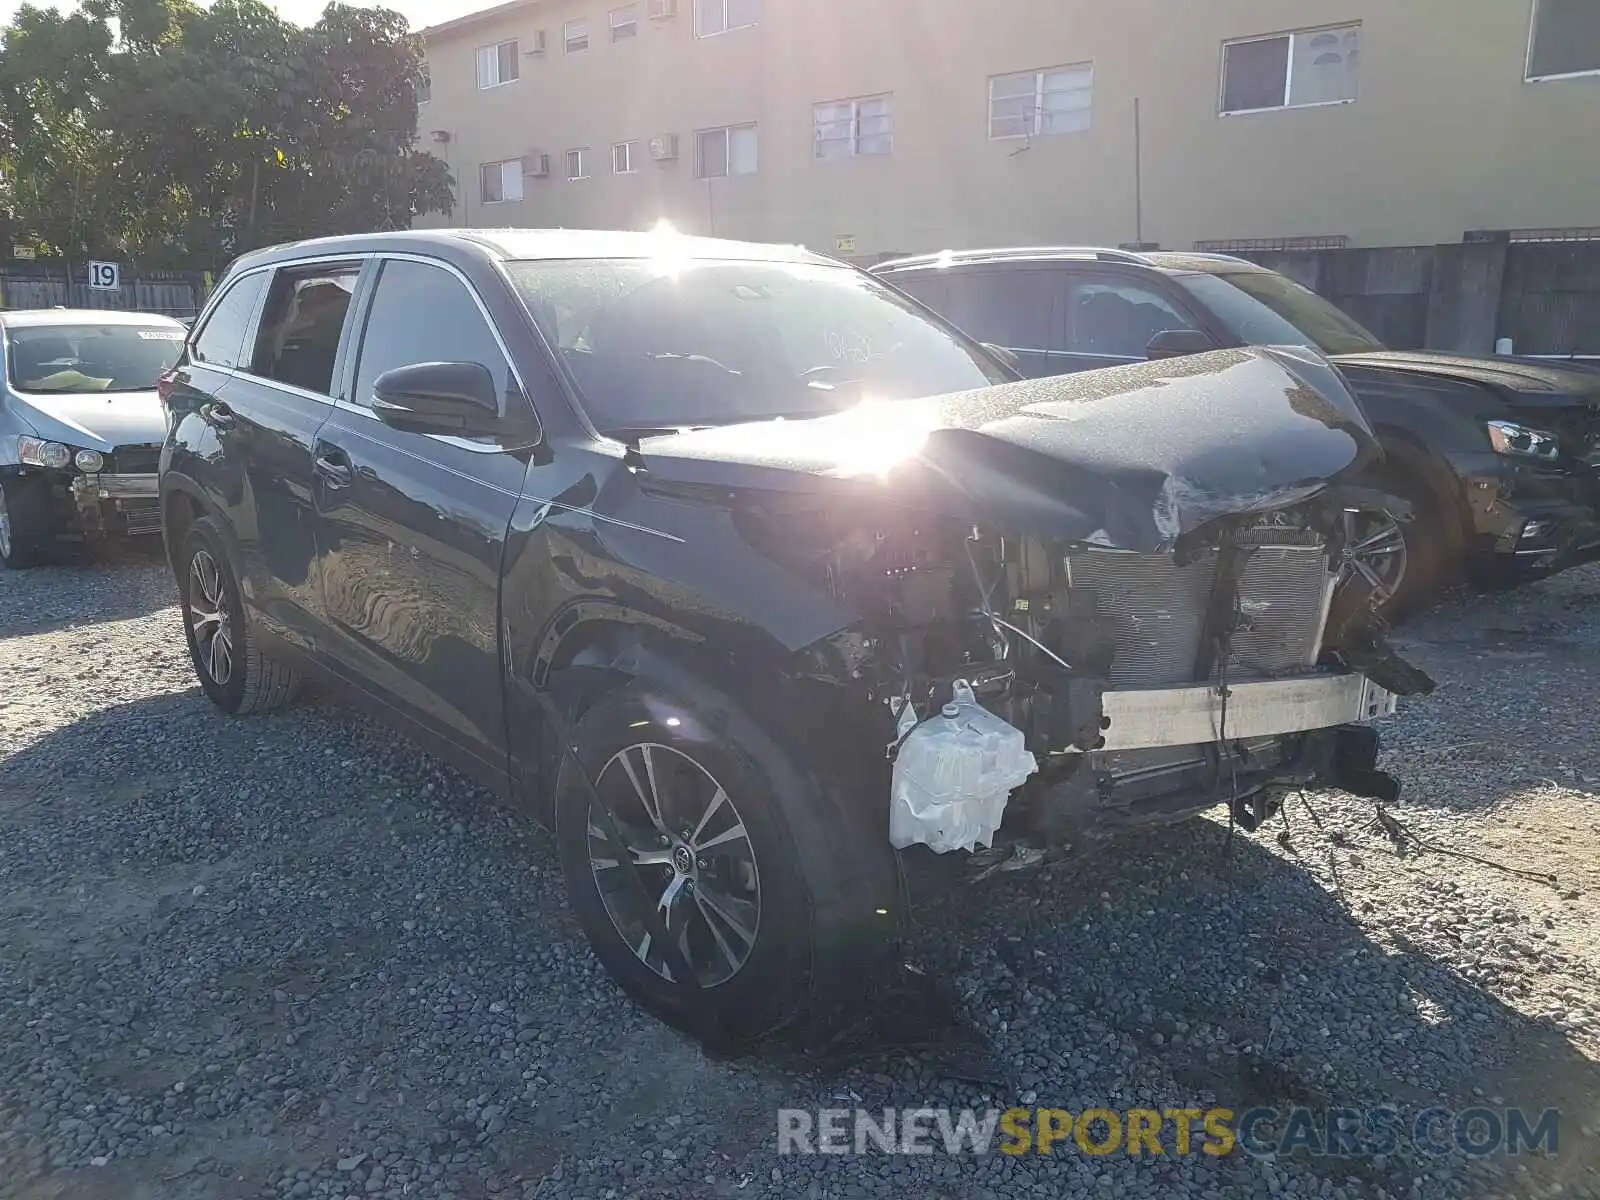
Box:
[1369,425,1472,564]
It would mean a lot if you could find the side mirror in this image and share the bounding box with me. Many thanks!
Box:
[1145,328,1216,360]
[981,342,1022,373]
[371,361,501,435]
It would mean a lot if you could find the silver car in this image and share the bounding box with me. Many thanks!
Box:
[0,309,185,567]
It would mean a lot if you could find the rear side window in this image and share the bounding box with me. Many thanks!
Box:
[886,272,949,313]
[938,268,1060,352]
[350,259,510,411]
[192,272,267,369]
[250,266,361,396]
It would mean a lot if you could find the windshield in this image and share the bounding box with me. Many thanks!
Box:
[1177,270,1386,356]
[5,323,185,394]
[507,257,1011,434]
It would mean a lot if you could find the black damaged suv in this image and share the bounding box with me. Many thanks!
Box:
[160,229,1425,1043]
[873,248,1600,616]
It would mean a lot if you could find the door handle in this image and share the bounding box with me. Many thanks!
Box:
[200,401,234,429]
[313,443,354,489]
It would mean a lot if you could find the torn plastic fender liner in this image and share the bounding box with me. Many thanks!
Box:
[633,346,1380,553]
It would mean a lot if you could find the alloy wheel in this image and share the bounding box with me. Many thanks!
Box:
[1340,507,1408,602]
[587,743,761,988]
[0,486,11,561]
[188,548,235,686]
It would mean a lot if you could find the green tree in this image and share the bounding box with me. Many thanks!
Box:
[0,0,452,270]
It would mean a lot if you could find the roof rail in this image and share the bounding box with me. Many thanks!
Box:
[875,245,1153,271]
[1182,251,1257,266]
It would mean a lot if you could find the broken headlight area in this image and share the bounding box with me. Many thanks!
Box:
[772,498,1434,862]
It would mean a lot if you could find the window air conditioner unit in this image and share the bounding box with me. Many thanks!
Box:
[526,29,547,54]
[646,0,677,19]
[523,153,550,177]
[648,134,678,161]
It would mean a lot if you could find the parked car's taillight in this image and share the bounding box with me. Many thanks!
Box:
[156,367,177,405]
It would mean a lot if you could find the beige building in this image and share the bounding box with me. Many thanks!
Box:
[416,0,1600,259]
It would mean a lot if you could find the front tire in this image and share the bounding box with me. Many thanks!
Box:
[555,678,895,1046]
[1341,478,1446,622]
[179,518,299,714]
[0,475,48,569]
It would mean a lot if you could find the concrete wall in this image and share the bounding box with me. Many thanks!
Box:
[1237,241,1600,356]
[418,0,1600,256]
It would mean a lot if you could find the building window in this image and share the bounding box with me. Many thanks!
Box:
[695,123,757,177]
[1527,0,1600,81]
[565,18,589,53]
[1221,24,1360,114]
[988,64,1093,140]
[695,0,757,38]
[566,147,591,180]
[416,66,431,104]
[613,140,639,174]
[814,93,893,158]
[475,39,519,89]
[610,4,638,41]
[479,160,524,203]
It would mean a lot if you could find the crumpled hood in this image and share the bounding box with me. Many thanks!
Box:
[636,346,1378,551]
[5,389,166,453]
[1332,350,1600,407]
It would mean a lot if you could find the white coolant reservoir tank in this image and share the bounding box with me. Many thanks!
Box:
[889,680,1039,854]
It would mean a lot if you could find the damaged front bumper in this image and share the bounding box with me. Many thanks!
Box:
[66,472,162,539]
[1097,672,1395,752]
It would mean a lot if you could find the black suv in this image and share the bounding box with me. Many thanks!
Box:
[872,248,1600,615]
[159,229,1423,1044]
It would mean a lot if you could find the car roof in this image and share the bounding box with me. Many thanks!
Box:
[872,246,1273,276]
[226,227,840,276]
[0,308,186,329]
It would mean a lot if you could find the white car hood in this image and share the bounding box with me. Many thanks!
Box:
[7,389,166,453]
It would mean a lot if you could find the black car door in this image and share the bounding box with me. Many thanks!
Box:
[185,262,362,653]
[310,255,536,782]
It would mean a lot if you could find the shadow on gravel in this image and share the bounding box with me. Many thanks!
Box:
[0,543,174,640]
[3,691,1597,1197]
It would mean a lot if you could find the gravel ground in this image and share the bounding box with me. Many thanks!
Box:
[1,544,1597,1200]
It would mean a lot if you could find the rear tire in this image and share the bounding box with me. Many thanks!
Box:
[179,518,300,714]
[0,475,48,569]
[554,677,896,1047]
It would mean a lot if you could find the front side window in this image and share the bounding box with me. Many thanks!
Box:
[480,160,524,203]
[696,124,757,178]
[566,147,591,180]
[613,140,639,174]
[475,39,519,88]
[694,0,757,38]
[1065,278,1198,359]
[610,4,638,41]
[1527,0,1600,80]
[507,256,1010,434]
[1177,270,1385,356]
[350,260,511,415]
[6,323,185,394]
[192,272,268,370]
[1221,24,1360,114]
[250,267,360,396]
[814,93,893,159]
[565,18,589,53]
[988,63,1093,140]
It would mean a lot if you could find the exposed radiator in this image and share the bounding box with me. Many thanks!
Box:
[1064,536,1335,688]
